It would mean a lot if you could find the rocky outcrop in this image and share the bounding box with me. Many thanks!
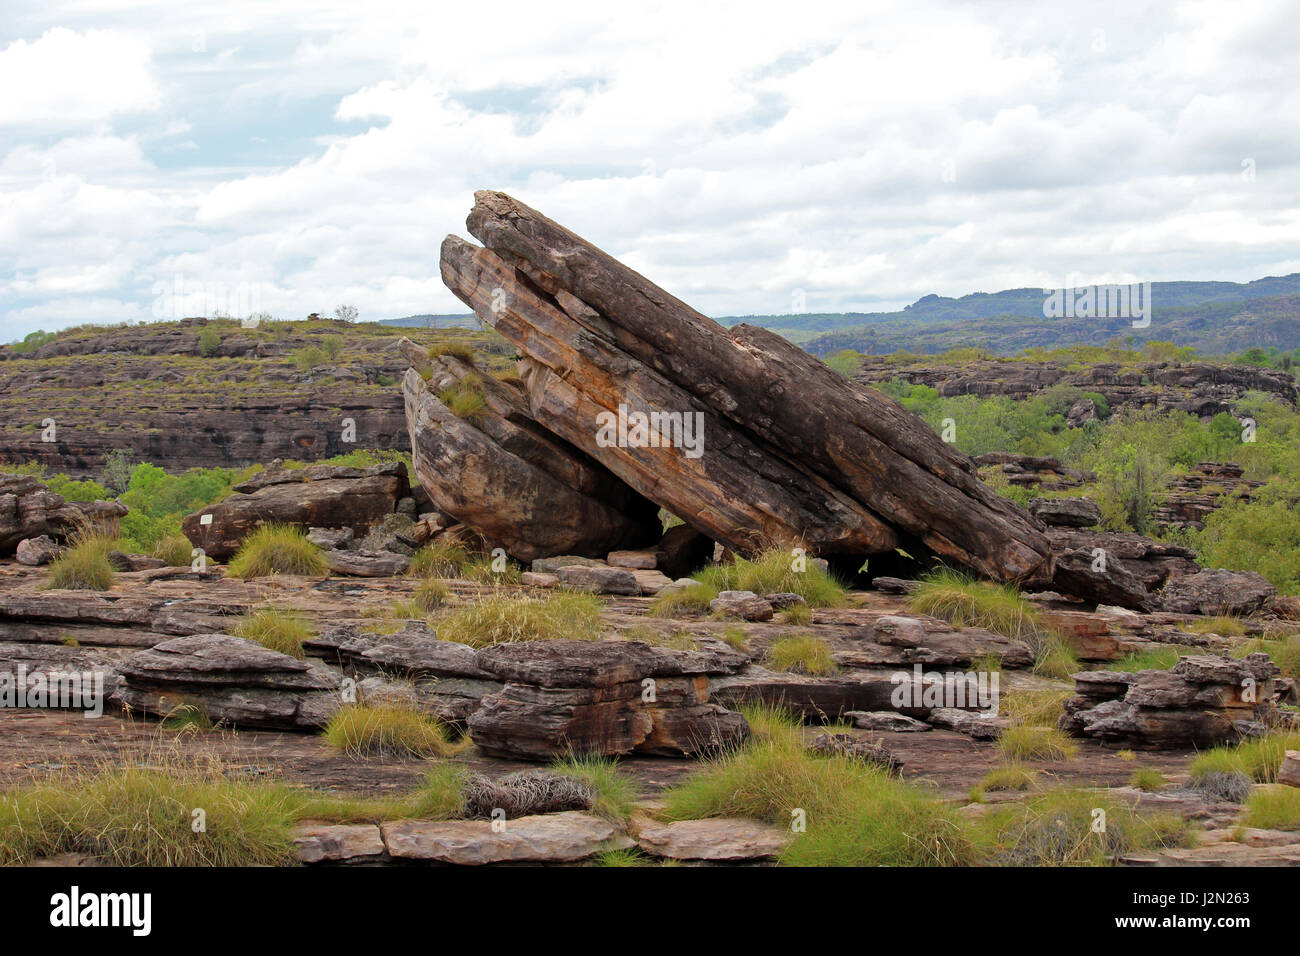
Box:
[1028,496,1101,528]
[0,473,127,554]
[435,191,1054,585]
[1155,462,1264,533]
[115,634,342,730]
[1061,653,1282,748]
[974,453,1095,492]
[402,345,661,562]
[858,359,1297,418]
[467,639,750,759]
[181,462,409,559]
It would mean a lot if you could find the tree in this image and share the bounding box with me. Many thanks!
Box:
[102,449,135,495]
[335,304,359,323]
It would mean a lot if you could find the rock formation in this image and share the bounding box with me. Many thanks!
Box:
[1061,653,1282,748]
[433,191,1054,585]
[0,473,128,555]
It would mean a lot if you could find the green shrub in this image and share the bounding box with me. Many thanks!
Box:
[197,327,221,357]
[226,524,327,578]
[292,345,328,371]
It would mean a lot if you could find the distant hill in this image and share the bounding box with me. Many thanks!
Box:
[713,274,1300,355]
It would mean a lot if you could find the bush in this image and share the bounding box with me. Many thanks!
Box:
[234,607,313,659]
[292,345,328,371]
[197,327,221,357]
[436,592,602,648]
[226,524,327,578]
[766,634,837,676]
[44,532,116,591]
[323,704,460,758]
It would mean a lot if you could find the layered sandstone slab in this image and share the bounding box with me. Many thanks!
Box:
[437,191,1053,584]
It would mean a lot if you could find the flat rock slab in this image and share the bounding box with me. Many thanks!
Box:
[635,817,791,861]
[381,811,628,864]
[294,824,386,864]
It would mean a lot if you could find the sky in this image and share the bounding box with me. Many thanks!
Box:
[1,0,1298,340]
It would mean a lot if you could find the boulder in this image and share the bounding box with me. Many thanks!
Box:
[843,710,931,732]
[293,825,386,864]
[708,590,775,622]
[1278,752,1300,789]
[554,564,640,595]
[1028,496,1101,528]
[1158,569,1277,616]
[441,191,1054,583]
[181,462,409,559]
[0,473,127,554]
[15,535,62,566]
[322,549,410,577]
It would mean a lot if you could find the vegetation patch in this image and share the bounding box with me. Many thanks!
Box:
[234,606,313,659]
[766,634,837,676]
[998,725,1079,762]
[226,524,327,578]
[323,704,461,758]
[435,591,602,648]
[44,531,116,591]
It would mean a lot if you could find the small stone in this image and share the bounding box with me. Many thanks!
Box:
[293,824,385,864]
[520,571,559,588]
[307,527,354,550]
[708,590,774,622]
[555,564,640,595]
[1278,751,1300,789]
[607,549,659,570]
[635,818,790,861]
[843,711,931,732]
[764,592,805,609]
[16,535,62,566]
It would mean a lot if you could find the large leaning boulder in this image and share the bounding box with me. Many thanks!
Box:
[434,191,1054,585]
[0,473,127,554]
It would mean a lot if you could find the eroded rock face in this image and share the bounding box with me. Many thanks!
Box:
[1047,528,1199,610]
[1029,497,1101,528]
[116,634,342,730]
[466,639,749,759]
[181,462,409,559]
[1061,653,1281,749]
[436,190,1054,585]
[0,474,127,555]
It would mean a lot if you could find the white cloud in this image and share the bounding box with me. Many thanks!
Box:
[0,28,160,126]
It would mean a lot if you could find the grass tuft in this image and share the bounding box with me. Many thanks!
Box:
[322,704,461,758]
[998,725,1079,762]
[45,530,116,591]
[766,634,837,676]
[435,591,602,648]
[226,524,326,578]
[234,606,313,659]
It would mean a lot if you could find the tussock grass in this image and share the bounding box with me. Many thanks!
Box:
[592,847,652,867]
[766,634,837,676]
[621,625,699,651]
[0,759,301,866]
[650,581,718,616]
[44,531,115,591]
[439,374,487,421]
[781,602,813,626]
[226,524,326,578]
[461,555,522,584]
[661,704,976,866]
[971,764,1039,800]
[429,342,477,365]
[1187,616,1248,637]
[1242,785,1300,830]
[436,591,601,648]
[152,534,193,567]
[998,725,1079,762]
[323,704,461,758]
[1128,768,1168,791]
[412,578,450,613]
[1000,689,1070,729]
[970,789,1193,865]
[295,765,467,824]
[720,626,751,652]
[234,606,313,659]
[1189,732,1300,784]
[407,540,473,579]
[692,547,846,608]
[547,755,639,820]
[908,568,1078,678]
